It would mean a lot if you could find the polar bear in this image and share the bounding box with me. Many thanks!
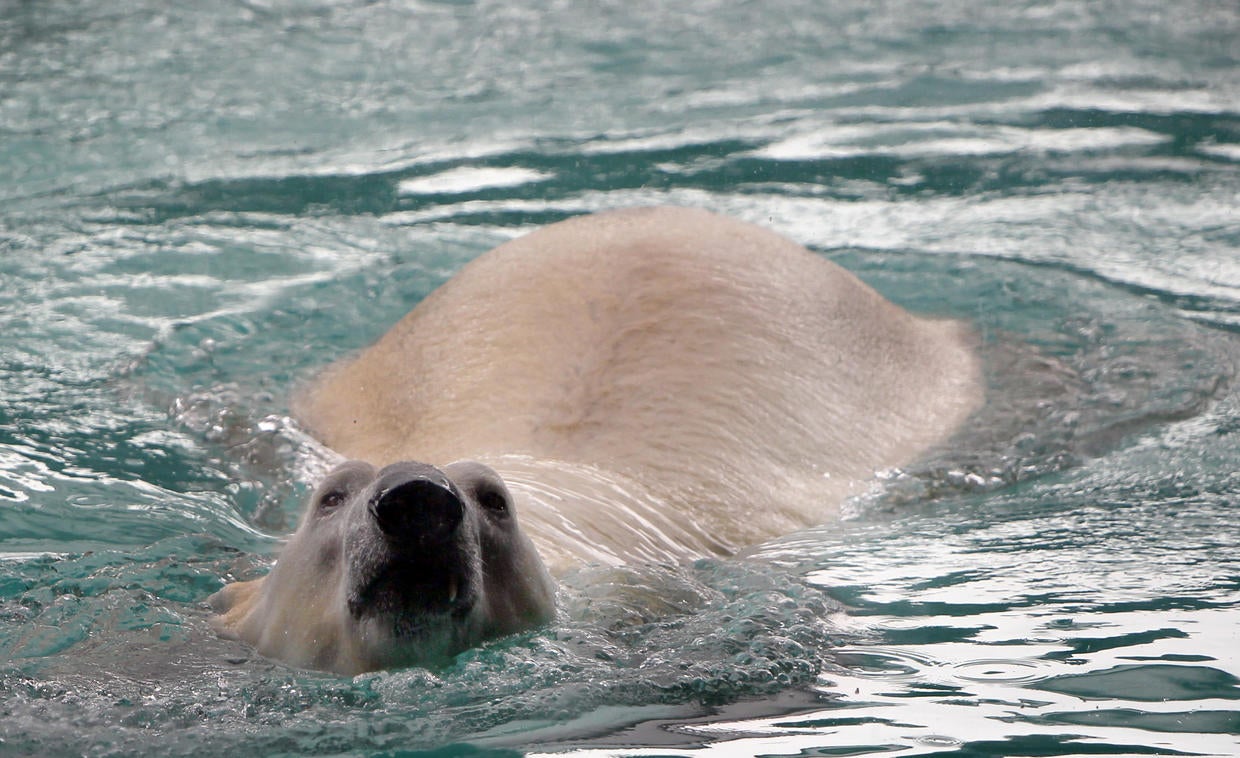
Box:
[210,459,556,674]
[210,206,981,674]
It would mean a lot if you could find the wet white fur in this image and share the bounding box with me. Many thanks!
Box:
[296,206,982,572]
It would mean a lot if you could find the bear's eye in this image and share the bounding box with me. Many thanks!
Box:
[478,488,509,516]
[318,489,348,512]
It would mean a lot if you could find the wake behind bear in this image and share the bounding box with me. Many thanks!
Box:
[210,206,982,675]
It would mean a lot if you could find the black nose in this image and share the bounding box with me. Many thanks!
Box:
[370,464,463,545]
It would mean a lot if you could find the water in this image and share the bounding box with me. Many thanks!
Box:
[2,0,1239,755]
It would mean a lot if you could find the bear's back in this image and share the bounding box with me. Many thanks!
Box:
[296,207,981,553]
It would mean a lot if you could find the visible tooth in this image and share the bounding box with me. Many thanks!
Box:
[448,579,458,603]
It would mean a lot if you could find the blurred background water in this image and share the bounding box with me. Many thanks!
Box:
[1,0,1239,755]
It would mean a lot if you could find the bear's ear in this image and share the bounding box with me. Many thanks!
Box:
[207,578,265,638]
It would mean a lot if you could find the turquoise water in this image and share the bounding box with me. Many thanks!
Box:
[2,0,1239,755]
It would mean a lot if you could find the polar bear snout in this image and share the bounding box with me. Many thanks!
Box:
[345,462,480,624]
[370,464,465,547]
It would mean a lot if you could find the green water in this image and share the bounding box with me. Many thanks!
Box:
[2,1,1239,755]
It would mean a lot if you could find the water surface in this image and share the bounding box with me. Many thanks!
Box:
[2,1,1238,755]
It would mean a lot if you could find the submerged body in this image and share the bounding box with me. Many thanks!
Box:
[212,206,982,673]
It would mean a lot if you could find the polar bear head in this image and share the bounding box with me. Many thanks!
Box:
[210,459,556,674]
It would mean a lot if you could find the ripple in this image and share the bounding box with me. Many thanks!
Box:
[832,647,941,680]
[952,658,1057,684]
[918,734,964,748]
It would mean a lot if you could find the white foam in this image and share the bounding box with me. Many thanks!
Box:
[753,122,1168,161]
[1199,142,1240,161]
[396,166,551,196]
